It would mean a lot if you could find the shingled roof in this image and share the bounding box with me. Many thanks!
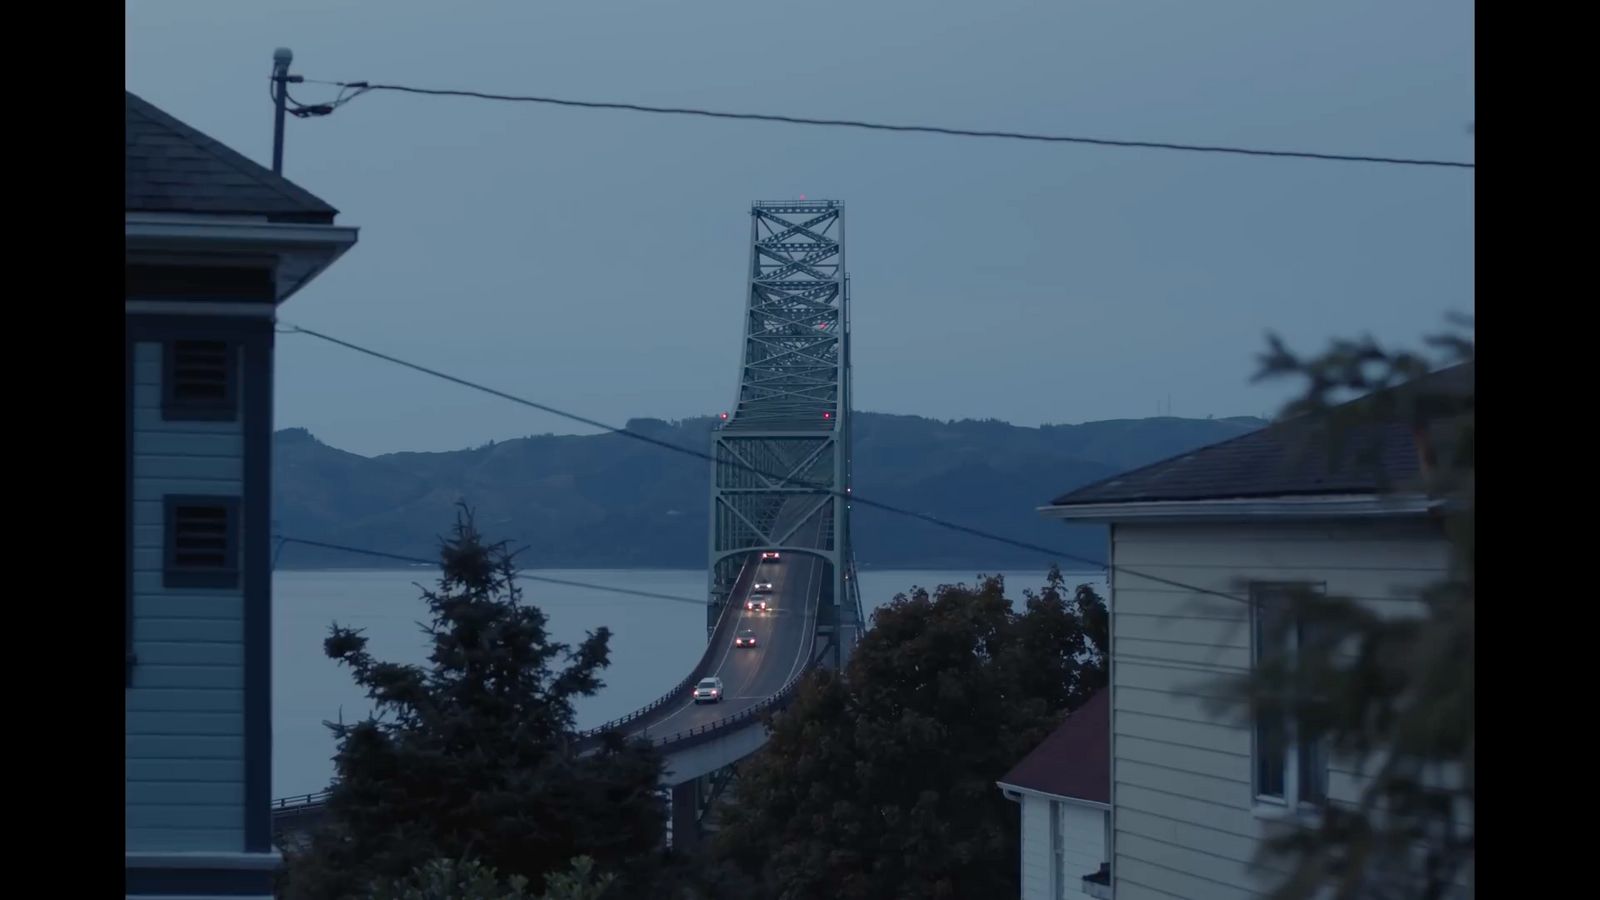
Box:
[1047,361,1473,508]
[126,91,338,223]
[998,689,1109,804]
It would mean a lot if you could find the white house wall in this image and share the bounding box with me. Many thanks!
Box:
[1020,792,1051,898]
[1107,520,1452,900]
[1018,793,1107,900]
[126,340,246,851]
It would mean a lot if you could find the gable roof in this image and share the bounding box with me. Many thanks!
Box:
[126,91,339,223]
[998,689,1109,804]
[1046,362,1473,508]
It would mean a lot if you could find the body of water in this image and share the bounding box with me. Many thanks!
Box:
[273,566,1107,796]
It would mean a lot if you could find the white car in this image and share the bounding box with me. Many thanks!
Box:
[753,581,774,593]
[693,677,724,704]
[761,551,780,560]
[746,597,769,612]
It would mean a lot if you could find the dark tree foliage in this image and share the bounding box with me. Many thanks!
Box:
[712,567,1108,900]
[1213,325,1474,899]
[364,856,611,900]
[282,508,669,900]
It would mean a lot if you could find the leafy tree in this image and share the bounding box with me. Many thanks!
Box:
[1213,326,1474,898]
[282,508,668,900]
[712,567,1107,900]
[1010,579,1110,711]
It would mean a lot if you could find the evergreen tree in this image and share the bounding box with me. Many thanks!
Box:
[283,508,667,899]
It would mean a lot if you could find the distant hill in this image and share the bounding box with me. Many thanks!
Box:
[272,413,1263,571]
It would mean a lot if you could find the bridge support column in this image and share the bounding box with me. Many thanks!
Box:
[670,780,703,852]
[667,765,739,850]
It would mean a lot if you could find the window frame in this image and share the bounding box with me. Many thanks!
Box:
[162,338,240,422]
[1050,800,1066,900]
[1250,580,1330,815]
[163,495,242,589]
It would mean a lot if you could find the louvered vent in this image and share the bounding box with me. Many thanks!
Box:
[163,340,237,420]
[173,504,230,568]
[164,497,239,588]
[172,340,228,401]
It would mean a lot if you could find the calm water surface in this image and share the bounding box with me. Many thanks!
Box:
[272,567,1106,796]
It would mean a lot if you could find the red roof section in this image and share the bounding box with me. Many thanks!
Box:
[998,690,1109,804]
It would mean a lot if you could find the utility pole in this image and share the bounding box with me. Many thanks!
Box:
[271,47,294,175]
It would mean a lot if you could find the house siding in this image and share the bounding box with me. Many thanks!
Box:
[1017,793,1107,900]
[127,93,346,895]
[1108,520,1452,899]
[126,339,246,852]
[1019,793,1051,897]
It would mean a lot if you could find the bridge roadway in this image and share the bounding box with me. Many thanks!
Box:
[605,536,822,745]
[271,511,827,830]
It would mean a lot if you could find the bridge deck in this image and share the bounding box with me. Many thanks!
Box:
[613,539,822,743]
[274,519,825,827]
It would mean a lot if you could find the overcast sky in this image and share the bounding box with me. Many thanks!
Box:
[126,1,1473,457]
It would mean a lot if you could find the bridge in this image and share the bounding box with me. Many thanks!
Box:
[273,200,863,847]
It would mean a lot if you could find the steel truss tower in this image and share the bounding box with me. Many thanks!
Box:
[708,200,863,666]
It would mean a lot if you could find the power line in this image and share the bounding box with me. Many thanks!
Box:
[293,78,1473,170]
[278,323,1252,605]
[273,535,708,606]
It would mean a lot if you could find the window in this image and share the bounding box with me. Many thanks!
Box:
[163,496,241,588]
[1252,582,1329,811]
[162,339,238,421]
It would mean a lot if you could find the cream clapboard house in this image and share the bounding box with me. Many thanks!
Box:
[1038,363,1471,899]
[998,690,1112,900]
[126,91,356,899]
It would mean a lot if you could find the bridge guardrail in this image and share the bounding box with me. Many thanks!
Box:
[642,645,819,754]
[585,529,825,755]
[573,554,753,746]
[640,561,826,757]
[273,789,331,814]
[274,658,821,820]
[273,553,785,819]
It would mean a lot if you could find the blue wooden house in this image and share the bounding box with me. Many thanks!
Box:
[125,91,357,899]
